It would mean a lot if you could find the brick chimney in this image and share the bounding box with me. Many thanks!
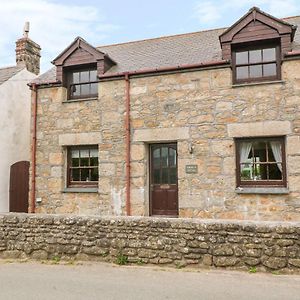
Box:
[15,22,41,75]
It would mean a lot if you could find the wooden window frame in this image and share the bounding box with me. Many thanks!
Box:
[235,137,287,188]
[232,41,281,84]
[67,145,98,188]
[65,65,98,100]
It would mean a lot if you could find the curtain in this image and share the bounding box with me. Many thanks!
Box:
[240,142,252,163]
[270,141,282,172]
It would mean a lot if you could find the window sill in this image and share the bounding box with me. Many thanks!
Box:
[62,97,98,103]
[232,80,285,88]
[62,187,98,193]
[235,187,289,194]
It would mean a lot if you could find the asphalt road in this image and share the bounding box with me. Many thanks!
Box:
[0,261,300,300]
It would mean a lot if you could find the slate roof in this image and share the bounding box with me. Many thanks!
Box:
[33,16,300,85]
[0,65,25,85]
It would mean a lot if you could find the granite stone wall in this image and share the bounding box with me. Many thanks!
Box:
[1,214,300,272]
[32,59,300,221]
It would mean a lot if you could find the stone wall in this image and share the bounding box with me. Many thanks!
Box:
[33,59,300,221]
[1,214,300,272]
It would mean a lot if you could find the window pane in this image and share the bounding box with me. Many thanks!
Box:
[153,169,160,184]
[73,72,80,84]
[71,169,80,181]
[90,157,98,167]
[269,164,282,179]
[169,148,176,167]
[80,149,89,166]
[263,48,276,62]
[71,84,80,97]
[169,168,177,184]
[90,148,98,158]
[254,163,267,180]
[80,71,89,83]
[252,141,267,162]
[236,51,248,64]
[81,169,89,181]
[263,63,276,77]
[249,49,262,63]
[161,147,168,167]
[72,158,79,167]
[153,149,160,168]
[236,66,248,79]
[241,164,252,180]
[81,84,90,96]
[249,65,263,78]
[90,83,98,95]
[162,168,168,183]
[71,149,79,158]
[91,168,98,181]
[90,70,97,81]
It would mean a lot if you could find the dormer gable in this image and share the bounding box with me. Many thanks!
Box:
[219,7,297,60]
[52,37,116,82]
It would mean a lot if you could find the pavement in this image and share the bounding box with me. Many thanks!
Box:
[0,261,300,300]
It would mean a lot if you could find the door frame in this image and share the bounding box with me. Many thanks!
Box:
[149,142,178,217]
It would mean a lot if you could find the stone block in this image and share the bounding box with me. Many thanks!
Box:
[211,140,233,157]
[261,256,287,269]
[287,136,300,155]
[213,256,240,267]
[227,121,291,137]
[216,101,233,111]
[59,132,101,146]
[49,153,63,165]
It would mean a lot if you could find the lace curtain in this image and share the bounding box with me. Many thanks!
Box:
[270,141,282,172]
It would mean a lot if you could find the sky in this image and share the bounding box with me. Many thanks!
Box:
[1,0,300,73]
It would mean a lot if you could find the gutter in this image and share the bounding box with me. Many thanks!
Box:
[31,83,38,213]
[98,60,229,80]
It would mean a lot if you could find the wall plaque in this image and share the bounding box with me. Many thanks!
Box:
[185,165,198,174]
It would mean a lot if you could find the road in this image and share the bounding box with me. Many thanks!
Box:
[0,261,300,300]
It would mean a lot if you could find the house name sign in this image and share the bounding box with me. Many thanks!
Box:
[185,165,198,174]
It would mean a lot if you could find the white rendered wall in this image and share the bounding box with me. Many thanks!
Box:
[0,69,36,212]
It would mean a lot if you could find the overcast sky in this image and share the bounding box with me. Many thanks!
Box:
[1,0,300,73]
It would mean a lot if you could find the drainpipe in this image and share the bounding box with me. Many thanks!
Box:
[30,83,38,213]
[125,73,131,216]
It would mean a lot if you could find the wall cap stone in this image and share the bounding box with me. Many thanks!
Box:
[227,121,291,138]
[59,132,101,146]
[133,127,189,142]
[0,213,299,227]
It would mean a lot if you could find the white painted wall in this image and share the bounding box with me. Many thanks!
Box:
[0,68,36,212]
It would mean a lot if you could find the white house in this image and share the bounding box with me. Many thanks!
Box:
[0,24,40,212]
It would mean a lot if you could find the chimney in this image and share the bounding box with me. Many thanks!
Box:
[15,22,41,75]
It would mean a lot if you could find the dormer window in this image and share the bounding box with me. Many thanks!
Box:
[52,37,116,101]
[219,7,296,85]
[232,42,280,84]
[66,66,98,100]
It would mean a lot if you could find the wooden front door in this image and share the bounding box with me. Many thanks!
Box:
[150,143,178,216]
[9,161,29,213]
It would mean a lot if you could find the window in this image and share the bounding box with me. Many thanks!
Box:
[236,137,286,187]
[232,43,280,84]
[66,67,98,100]
[67,146,98,187]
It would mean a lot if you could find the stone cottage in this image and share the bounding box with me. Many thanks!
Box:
[0,23,40,213]
[30,7,300,221]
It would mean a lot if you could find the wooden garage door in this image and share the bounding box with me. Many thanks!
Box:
[9,161,29,213]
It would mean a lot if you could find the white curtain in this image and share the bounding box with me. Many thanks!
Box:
[240,142,252,162]
[270,141,282,172]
